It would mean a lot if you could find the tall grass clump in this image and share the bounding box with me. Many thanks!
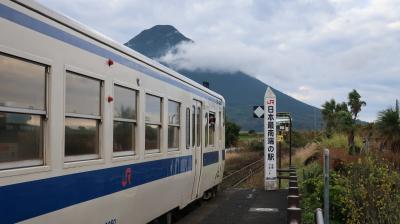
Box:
[320,133,362,152]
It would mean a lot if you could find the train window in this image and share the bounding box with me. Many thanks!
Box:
[219,111,222,140]
[192,106,195,147]
[113,85,137,155]
[65,71,101,161]
[145,94,161,152]
[65,72,100,116]
[223,106,225,127]
[204,113,208,147]
[168,100,180,150]
[0,53,47,169]
[196,107,201,147]
[209,112,216,146]
[186,108,190,149]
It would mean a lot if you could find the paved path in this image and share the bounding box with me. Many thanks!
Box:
[175,189,288,224]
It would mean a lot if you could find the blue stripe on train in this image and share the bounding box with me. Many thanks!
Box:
[0,3,221,104]
[0,156,192,224]
[203,151,219,166]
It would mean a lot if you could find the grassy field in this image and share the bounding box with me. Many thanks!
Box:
[238,133,263,141]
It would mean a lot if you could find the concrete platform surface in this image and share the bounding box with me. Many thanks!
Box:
[176,189,288,224]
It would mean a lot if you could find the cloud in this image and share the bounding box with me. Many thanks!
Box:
[37,0,400,121]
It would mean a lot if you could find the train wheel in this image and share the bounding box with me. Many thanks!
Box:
[150,211,172,224]
[202,191,213,200]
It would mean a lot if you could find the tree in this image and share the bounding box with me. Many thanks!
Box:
[336,110,352,133]
[225,121,241,148]
[376,102,400,152]
[347,89,366,153]
[322,99,352,136]
[348,90,367,121]
[322,99,337,136]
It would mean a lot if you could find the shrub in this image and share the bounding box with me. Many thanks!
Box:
[299,162,323,224]
[288,131,309,148]
[300,155,400,224]
[341,156,400,223]
[225,121,241,147]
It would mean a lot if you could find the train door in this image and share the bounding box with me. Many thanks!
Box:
[191,100,202,200]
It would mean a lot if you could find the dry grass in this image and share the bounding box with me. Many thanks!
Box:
[317,148,360,172]
[239,143,324,189]
[224,149,263,175]
[291,143,319,167]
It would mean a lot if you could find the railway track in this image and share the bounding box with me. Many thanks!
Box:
[221,159,264,189]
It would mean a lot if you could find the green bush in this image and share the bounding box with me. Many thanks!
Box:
[289,131,309,148]
[226,121,241,147]
[299,155,400,223]
[299,162,323,224]
[341,156,400,223]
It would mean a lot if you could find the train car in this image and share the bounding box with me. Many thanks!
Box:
[0,0,226,223]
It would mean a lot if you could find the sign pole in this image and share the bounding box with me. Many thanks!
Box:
[278,138,282,189]
[264,87,277,190]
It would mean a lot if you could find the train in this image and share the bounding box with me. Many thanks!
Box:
[0,0,226,223]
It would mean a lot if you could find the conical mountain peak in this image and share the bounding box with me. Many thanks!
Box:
[125,25,193,58]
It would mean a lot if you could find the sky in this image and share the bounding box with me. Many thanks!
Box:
[37,0,400,121]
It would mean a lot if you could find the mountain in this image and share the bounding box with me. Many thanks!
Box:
[125,25,193,59]
[125,25,324,131]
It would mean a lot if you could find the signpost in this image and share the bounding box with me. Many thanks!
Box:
[253,88,292,190]
[253,106,264,118]
[264,87,277,190]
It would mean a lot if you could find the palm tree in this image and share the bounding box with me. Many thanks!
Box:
[322,99,337,136]
[322,99,352,136]
[376,102,400,152]
[347,89,366,153]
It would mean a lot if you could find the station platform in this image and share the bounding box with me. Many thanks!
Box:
[176,188,288,224]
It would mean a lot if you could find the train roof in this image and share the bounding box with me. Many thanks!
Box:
[12,0,225,103]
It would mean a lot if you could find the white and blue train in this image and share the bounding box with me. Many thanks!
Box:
[0,1,226,223]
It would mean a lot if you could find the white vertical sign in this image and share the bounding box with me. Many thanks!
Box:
[264,87,277,190]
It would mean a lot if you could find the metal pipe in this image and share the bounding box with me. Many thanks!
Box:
[279,140,282,189]
[323,149,330,224]
[315,208,324,224]
[289,116,292,166]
